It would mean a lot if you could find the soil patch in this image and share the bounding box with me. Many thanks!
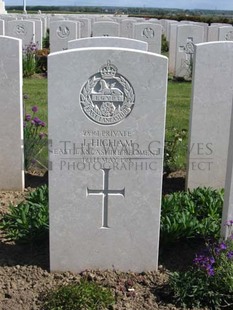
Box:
[0,171,205,309]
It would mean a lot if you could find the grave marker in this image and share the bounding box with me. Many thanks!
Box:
[0,36,24,191]
[92,21,120,37]
[50,20,80,52]
[174,25,204,79]
[49,47,167,272]
[221,107,233,239]
[133,22,162,53]
[186,42,233,189]
[6,20,35,49]
[68,36,148,51]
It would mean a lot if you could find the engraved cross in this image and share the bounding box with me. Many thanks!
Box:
[87,169,125,228]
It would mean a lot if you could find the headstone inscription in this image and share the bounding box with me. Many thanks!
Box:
[186,42,233,189]
[0,36,24,191]
[133,22,162,53]
[49,47,167,272]
[50,20,80,52]
[6,20,35,49]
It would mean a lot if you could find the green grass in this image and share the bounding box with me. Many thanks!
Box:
[23,76,192,171]
[23,76,48,123]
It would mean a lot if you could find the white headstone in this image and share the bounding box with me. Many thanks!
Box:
[49,47,167,273]
[133,22,162,53]
[208,25,220,42]
[218,26,233,41]
[221,105,233,239]
[28,19,43,49]
[50,21,80,52]
[0,19,4,35]
[174,25,204,79]
[0,0,6,14]
[6,20,35,49]
[92,21,120,37]
[68,36,148,51]
[186,42,233,189]
[0,36,24,191]
[120,19,137,38]
[77,18,91,38]
[168,23,178,74]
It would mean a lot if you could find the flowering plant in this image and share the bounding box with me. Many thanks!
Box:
[170,223,233,308]
[23,42,38,77]
[24,105,47,170]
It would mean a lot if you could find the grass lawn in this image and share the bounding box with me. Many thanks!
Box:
[23,76,192,171]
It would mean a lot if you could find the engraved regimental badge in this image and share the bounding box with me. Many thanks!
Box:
[80,60,135,125]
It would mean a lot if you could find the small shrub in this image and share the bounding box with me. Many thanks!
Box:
[169,234,233,309]
[162,34,169,53]
[0,185,49,244]
[24,105,48,171]
[43,28,50,49]
[35,48,49,73]
[23,42,38,77]
[161,187,224,243]
[164,127,187,173]
[43,280,115,310]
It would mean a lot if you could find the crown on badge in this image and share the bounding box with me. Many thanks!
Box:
[100,60,117,79]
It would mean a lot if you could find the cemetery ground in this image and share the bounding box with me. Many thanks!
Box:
[0,75,231,309]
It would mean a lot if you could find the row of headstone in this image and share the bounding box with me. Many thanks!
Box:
[169,22,233,78]
[50,20,162,53]
[1,30,233,273]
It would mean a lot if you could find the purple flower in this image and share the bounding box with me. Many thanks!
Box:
[219,242,227,250]
[32,106,38,113]
[25,114,31,121]
[207,267,215,277]
[33,117,42,126]
[225,220,233,226]
[31,120,35,125]
[40,121,46,127]
[227,251,233,260]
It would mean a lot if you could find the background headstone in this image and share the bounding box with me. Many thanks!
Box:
[218,26,233,41]
[50,20,80,52]
[186,41,233,189]
[0,19,4,35]
[221,105,233,240]
[120,19,137,38]
[68,37,148,51]
[6,20,35,49]
[174,24,204,79]
[0,36,24,191]
[92,21,120,37]
[133,22,162,53]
